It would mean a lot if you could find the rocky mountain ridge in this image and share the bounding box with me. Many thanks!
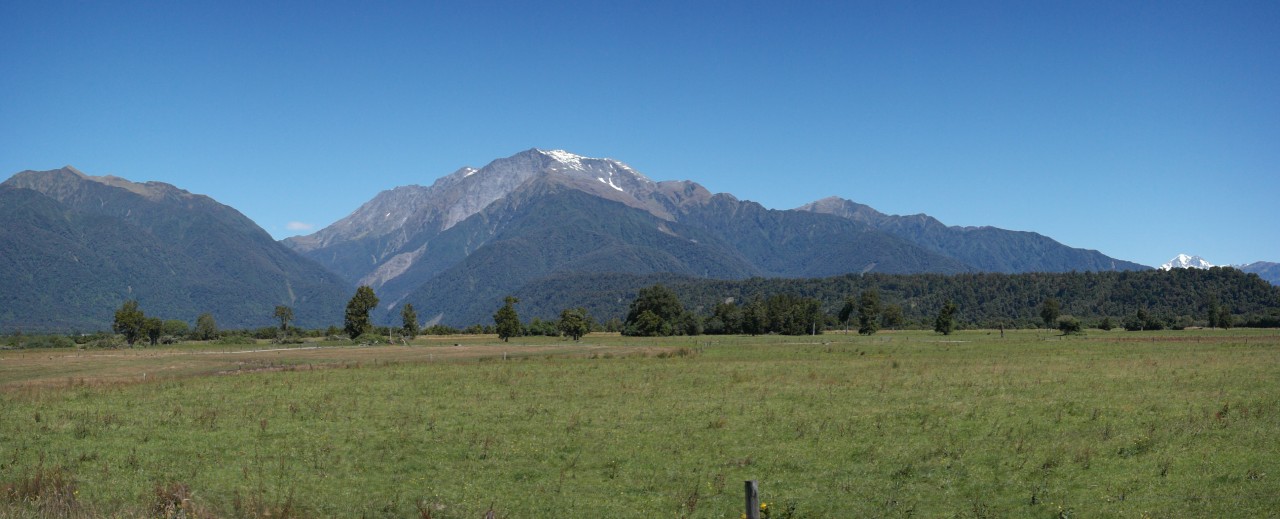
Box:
[286,148,1149,325]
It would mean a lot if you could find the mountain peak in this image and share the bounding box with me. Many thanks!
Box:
[537,148,591,165]
[796,196,886,224]
[1160,254,1214,270]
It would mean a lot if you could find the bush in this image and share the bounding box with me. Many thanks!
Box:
[353,333,385,344]
[1057,315,1082,335]
[13,334,76,349]
[252,327,280,340]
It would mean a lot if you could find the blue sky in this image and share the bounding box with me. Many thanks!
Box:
[2,1,1277,267]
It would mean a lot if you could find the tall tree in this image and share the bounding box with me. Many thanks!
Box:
[710,301,743,335]
[882,304,905,330]
[838,296,856,332]
[274,305,294,333]
[763,294,823,335]
[742,296,767,336]
[1218,306,1233,329]
[934,300,958,336]
[557,307,592,341]
[494,296,521,342]
[857,290,882,335]
[623,284,686,337]
[401,303,419,339]
[162,319,189,338]
[144,317,163,346]
[195,313,218,340]
[344,286,380,339]
[1040,298,1061,329]
[113,300,146,346]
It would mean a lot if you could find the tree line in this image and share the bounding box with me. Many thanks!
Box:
[510,267,1280,331]
[7,266,1277,349]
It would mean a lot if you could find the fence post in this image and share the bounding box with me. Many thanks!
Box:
[745,480,760,519]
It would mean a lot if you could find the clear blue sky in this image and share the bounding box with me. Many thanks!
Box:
[3,1,1277,268]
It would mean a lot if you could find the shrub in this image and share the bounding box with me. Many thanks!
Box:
[215,334,253,345]
[353,333,385,344]
[1057,316,1082,335]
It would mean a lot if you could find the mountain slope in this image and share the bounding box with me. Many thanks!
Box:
[283,148,710,285]
[678,194,972,277]
[1240,261,1280,285]
[393,180,760,324]
[798,196,1149,272]
[0,167,352,332]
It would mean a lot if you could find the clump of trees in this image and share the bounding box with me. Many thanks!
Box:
[489,296,595,341]
[111,300,171,346]
[705,293,825,336]
[623,285,701,336]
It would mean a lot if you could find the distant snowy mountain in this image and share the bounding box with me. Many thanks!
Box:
[1160,254,1214,270]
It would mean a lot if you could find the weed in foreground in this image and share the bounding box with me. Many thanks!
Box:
[2,465,79,516]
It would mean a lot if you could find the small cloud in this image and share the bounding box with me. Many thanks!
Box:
[286,221,314,231]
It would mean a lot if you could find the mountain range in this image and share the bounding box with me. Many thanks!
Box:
[0,167,350,332]
[283,149,1146,325]
[8,148,1265,332]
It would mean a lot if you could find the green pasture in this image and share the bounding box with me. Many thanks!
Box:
[2,329,1278,517]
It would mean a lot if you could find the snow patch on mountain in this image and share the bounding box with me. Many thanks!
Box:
[598,176,624,192]
[1160,254,1214,270]
[540,149,588,170]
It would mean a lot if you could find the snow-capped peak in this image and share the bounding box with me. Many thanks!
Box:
[539,149,590,167]
[1160,253,1215,270]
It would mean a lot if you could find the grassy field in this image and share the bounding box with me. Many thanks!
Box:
[2,330,1278,518]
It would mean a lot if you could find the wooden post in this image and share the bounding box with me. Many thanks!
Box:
[745,480,760,519]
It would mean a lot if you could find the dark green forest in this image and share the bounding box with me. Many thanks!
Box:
[513,266,1280,331]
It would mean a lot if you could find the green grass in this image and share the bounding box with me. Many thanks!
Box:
[2,330,1278,517]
